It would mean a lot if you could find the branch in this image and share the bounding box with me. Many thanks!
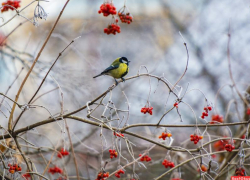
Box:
[12,36,80,130]
[122,121,249,131]
[171,32,189,91]
[65,119,80,180]
[227,24,249,106]
[8,0,72,131]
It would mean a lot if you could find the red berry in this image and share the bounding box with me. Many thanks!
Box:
[211,114,223,124]
[120,170,125,174]
[98,3,117,16]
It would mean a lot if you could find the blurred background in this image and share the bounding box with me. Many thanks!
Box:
[1,0,250,179]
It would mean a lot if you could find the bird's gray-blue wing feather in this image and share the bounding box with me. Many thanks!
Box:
[101,64,119,74]
[93,64,120,78]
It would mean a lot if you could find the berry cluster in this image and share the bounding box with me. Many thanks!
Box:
[139,154,151,162]
[57,148,70,158]
[225,143,235,152]
[190,134,203,144]
[118,6,133,24]
[96,172,109,180]
[210,114,223,124]
[213,138,229,151]
[1,0,20,13]
[113,132,124,137]
[162,159,175,168]
[115,169,125,178]
[22,173,31,180]
[8,164,21,174]
[48,166,63,174]
[173,102,178,108]
[98,3,117,16]
[104,24,121,35]
[109,149,118,159]
[98,1,134,35]
[118,12,133,24]
[141,106,153,115]
[201,106,212,119]
[159,132,172,140]
[235,167,245,176]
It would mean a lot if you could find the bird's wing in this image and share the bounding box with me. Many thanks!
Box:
[101,64,119,74]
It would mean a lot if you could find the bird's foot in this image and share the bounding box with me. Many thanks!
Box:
[121,77,125,82]
[115,79,118,86]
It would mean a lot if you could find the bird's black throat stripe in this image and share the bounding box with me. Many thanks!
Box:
[121,67,128,78]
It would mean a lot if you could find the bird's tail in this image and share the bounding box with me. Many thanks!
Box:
[93,74,102,78]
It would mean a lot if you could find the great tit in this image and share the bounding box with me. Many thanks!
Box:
[93,57,130,84]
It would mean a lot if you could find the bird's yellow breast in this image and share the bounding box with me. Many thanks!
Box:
[108,63,129,79]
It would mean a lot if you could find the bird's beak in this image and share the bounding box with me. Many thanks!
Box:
[128,61,131,63]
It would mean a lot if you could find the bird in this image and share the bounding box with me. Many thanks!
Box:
[93,57,130,85]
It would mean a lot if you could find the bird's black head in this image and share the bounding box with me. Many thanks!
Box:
[119,57,130,65]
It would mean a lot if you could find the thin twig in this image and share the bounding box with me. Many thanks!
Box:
[0,67,24,108]
[8,0,72,131]
[227,24,249,106]
[65,119,80,180]
[171,32,189,91]
[12,36,80,130]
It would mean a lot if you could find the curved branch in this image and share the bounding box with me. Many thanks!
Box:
[171,32,189,91]
[122,121,248,131]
